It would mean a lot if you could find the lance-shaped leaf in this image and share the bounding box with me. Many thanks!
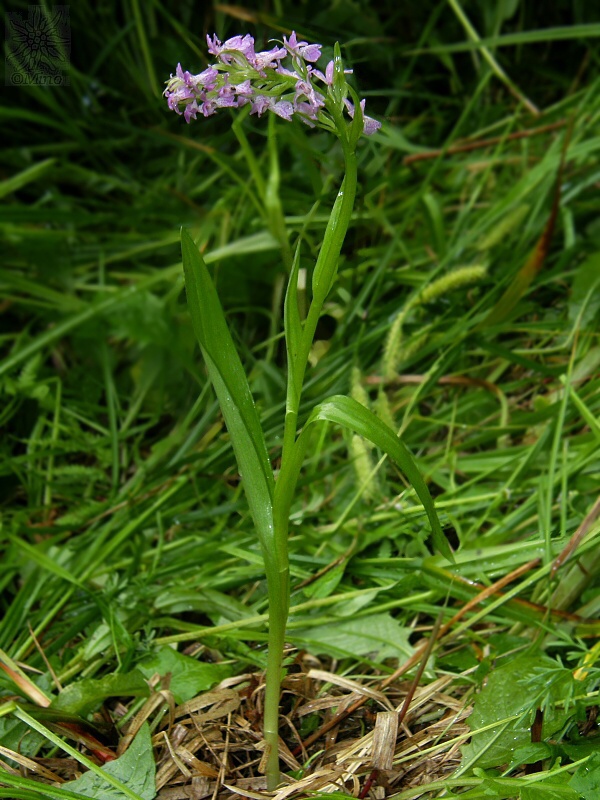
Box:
[310,176,347,305]
[181,229,275,548]
[284,242,303,411]
[275,395,452,561]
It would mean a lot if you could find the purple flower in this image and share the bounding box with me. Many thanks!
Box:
[250,95,294,121]
[164,63,220,117]
[184,101,200,123]
[312,60,352,86]
[214,77,237,108]
[165,85,194,113]
[271,99,294,120]
[293,102,318,126]
[344,98,381,135]
[235,79,253,96]
[276,64,300,80]
[284,31,322,63]
[234,79,254,106]
[293,77,325,120]
[207,33,256,65]
[200,97,217,117]
[175,63,193,85]
[253,45,287,73]
[251,95,271,117]
[190,66,219,93]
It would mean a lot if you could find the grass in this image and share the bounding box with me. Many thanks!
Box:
[2,1,600,798]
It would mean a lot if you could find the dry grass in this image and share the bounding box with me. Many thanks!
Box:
[15,646,471,799]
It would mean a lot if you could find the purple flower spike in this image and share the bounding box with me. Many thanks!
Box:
[166,30,378,139]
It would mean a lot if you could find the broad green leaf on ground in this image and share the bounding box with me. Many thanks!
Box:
[561,738,600,761]
[520,780,579,800]
[508,742,552,770]
[569,752,600,799]
[0,716,45,757]
[445,775,577,800]
[291,613,412,661]
[462,656,574,769]
[181,228,274,553]
[137,646,232,704]
[63,722,155,800]
[53,672,149,715]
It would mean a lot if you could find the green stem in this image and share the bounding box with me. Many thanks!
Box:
[281,140,358,467]
[263,556,289,790]
[263,131,358,790]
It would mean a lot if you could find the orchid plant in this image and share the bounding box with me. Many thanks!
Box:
[166,31,452,790]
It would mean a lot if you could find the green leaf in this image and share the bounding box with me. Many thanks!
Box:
[284,242,303,408]
[310,180,346,303]
[570,753,600,799]
[462,656,574,769]
[521,780,579,800]
[0,717,45,757]
[346,85,365,151]
[331,41,348,109]
[53,672,149,716]
[307,396,452,561]
[292,613,412,661]
[455,777,578,800]
[181,228,275,556]
[451,779,518,800]
[62,722,155,800]
[137,646,231,704]
[508,742,552,769]
[302,563,346,599]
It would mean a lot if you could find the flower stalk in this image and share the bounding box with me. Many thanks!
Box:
[168,31,385,791]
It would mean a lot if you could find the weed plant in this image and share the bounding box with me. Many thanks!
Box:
[1,2,600,799]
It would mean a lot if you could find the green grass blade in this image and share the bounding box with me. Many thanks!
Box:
[0,159,55,200]
[181,228,274,545]
[409,23,600,53]
[12,707,146,800]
